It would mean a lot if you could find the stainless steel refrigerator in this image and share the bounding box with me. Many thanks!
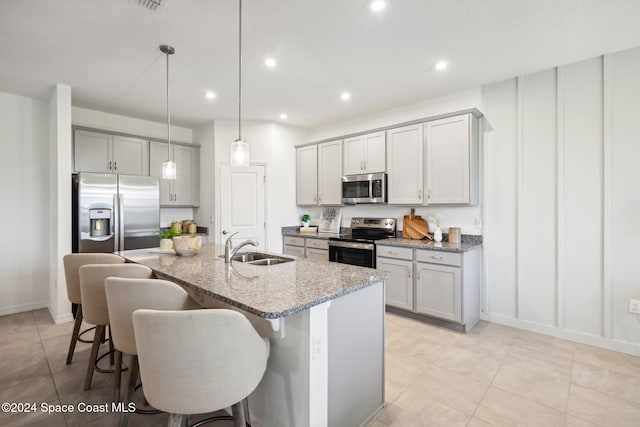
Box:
[72,172,160,253]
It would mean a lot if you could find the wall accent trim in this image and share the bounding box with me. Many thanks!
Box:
[556,66,565,329]
[515,77,524,320]
[602,54,613,340]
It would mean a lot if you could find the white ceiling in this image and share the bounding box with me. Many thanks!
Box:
[2,0,640,129]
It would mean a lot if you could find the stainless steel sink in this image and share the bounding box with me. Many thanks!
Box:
[231,252,294,265]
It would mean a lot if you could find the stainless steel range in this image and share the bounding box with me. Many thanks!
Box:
[328,217,396,268]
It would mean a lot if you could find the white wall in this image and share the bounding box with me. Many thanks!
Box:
[0,91,50,315]
[212,120,308,252]
[483,47,640,355]
[303,88,485,235]
[194,121,216,229]
[72,107,197,226]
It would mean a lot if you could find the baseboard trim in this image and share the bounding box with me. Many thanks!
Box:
[480,312,640,356]
[52,311,73,324]
[0,301,48,317]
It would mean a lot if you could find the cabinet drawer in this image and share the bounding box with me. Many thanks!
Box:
[305,238,329,250]
[284,236,305,246]
[376,245,413,260]
[415,249,461,266]
[306,248,328,261]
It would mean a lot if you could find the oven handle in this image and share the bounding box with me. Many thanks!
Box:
[328,241,375,250]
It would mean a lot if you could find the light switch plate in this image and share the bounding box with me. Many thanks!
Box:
[629,299,640,315]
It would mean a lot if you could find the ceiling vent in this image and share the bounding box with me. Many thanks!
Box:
[132,0,168,11]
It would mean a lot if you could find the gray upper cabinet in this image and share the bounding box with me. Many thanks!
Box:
[386,124,424,204]
[149,141,199,207]
[73,129,149,176]
[343,131,386,175]
[296,145,318,205]
[424,113,479,205]
[317,140,343,205]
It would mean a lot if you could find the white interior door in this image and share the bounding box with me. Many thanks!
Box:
[219,164,266,250]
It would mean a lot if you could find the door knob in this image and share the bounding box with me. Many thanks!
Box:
[222,230,228,235]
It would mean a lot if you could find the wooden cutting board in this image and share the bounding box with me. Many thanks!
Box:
[402,208,433,240]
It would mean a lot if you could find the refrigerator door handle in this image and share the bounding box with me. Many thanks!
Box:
[118,194,125,251]
[113,194,119,252]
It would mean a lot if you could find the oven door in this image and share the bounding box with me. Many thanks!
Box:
[328,241,376,268]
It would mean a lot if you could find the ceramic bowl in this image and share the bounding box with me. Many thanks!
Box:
[172,235,202,256]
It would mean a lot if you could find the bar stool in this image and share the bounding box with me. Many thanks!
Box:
[104,277,199,406]
[79,263,153,390]
[62,253,125,364]
[132,309,270,427]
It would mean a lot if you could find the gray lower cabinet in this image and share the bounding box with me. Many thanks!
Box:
[282,235,329,261]
[377,244,481,331]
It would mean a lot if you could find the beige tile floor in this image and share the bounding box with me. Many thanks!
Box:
[0,309,639,426]
[368,313,640,427]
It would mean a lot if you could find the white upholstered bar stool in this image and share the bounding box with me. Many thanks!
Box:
[105,277,199,405]
[62,253,125,365]
[132,309,270,427]
[79,263,153,390]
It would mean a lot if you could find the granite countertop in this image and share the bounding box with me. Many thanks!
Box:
[118,243,390,319]
[281,226,346,239]
[376,237,482,253]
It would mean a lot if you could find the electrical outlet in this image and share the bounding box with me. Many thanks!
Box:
[629,299,640,315]
[474,218,483,230]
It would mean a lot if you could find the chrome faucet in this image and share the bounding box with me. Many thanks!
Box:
[224,232,259,263]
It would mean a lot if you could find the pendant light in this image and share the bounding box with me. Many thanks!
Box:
[160,44,177,179]
[230,0,249,167]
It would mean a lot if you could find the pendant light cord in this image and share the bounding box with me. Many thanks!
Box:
[166,49,172,155]
[238,0,242,141]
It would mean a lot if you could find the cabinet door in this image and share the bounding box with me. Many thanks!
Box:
[113,135,149,176]
[149,141,173,205]
[284,244,305,257]
[363,131,386,173]
[74,130,112,173]
[386,124,423,204]
[425,114,470,204]
[415,262,461,322]
[318,140,343,205]
[296,145,318,205]
[306,248,328,261]
[343,135,364,175]
[173,144,196,206]
[377,257,413,310]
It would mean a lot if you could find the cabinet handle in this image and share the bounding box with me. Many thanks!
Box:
[360,161,364,170]
[388,250,398,255]
[109,161,112,171]
[417,269,421,279]
[431,255,444,260]
[114,161,117,171]
[407,268,411,279]
[364,161,367,170]
[418,189,422,200]
[428,188,431,200]
[319,195,322,202]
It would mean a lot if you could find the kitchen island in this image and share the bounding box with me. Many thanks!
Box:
[118,243,390,427]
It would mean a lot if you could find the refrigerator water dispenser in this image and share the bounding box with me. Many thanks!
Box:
[89,208,111,237]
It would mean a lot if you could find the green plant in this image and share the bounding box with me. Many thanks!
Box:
[158,228,182,239]
[301,214,310,223]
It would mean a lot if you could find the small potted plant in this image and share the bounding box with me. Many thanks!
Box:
[301,214,311,228]
[158,228,181,250]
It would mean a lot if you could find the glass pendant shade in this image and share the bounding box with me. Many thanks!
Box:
[162,160,177,179]
[230,138,249,167]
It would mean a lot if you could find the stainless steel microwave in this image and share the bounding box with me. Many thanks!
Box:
[342,173,387,204]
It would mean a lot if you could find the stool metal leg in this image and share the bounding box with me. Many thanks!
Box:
[169,413,187,427]
[66,305,84,364]
[231,402,246,427]
[108,325,115,366]
[114,350,122,403]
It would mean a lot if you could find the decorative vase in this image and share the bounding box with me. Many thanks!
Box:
[160,238,173,250]
[302,221,310,228]
[434,226,443,242]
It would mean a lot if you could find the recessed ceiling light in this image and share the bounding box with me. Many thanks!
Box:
[264,57,277,68]
[205,91,216,99]
[370,0,387,13]
[279,113,288,120]
[434,61,448,71]
[341,92,352,101]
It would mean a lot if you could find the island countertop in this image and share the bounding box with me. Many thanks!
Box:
[118,243,390,319]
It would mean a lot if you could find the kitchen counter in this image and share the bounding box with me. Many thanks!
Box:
[118,243,389,319]
[281,226,348,239]
[377,236,482,253]
[118,243,387,427]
